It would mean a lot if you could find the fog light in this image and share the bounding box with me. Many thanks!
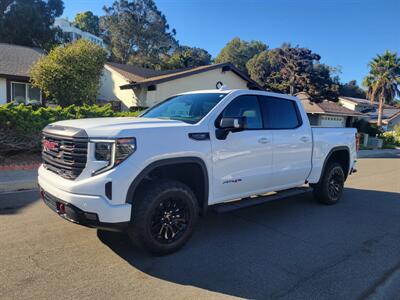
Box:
[84,212,98,221]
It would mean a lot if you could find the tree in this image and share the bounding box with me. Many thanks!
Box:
[363,50,400,126]
[30,40,107,107]
[73,11,100,36]
[100,0,177,66]
[274,44,321,96]
[165,46,212,69]
[247,45,339,101]
[339,80,366,98]
[215,38,267,74]
[308,64,339,101]
[0,0,64,50]
[246,51,276,88]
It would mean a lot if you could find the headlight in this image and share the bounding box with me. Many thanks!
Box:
[92,138,136,175]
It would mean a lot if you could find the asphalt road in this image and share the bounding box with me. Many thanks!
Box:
[1,158,400,300]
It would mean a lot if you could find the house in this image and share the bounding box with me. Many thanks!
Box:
[98,62,262,110]
[338,96,374,113]
[339,96,400,130]
[367,108,400,131]
[0,43,44,105]
[296,92,362,127]
[54,18,107,50]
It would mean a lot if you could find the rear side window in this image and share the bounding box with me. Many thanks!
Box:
[259,96,301,129]
[222,95,263,129]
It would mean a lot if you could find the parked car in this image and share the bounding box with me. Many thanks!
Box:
[38,89,358,254]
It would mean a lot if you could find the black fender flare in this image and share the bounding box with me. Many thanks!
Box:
[317,146,351,183]
[125,157,209,212]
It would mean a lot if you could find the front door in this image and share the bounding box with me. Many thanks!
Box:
[210,95,273,204]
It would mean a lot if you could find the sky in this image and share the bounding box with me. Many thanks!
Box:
[62,0,399,85]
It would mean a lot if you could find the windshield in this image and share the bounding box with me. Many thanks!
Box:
[141,93,227,124]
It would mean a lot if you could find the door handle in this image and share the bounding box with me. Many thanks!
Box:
[300,136,310,142]
[258,137,270,144]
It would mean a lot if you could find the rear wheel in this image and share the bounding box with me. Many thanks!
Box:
[128,180,199,255]
[312,162,345,205]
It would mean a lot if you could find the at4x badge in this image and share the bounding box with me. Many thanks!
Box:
[223,179,242,184]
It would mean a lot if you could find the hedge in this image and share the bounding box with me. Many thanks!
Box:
[381,125,400,146]
[0,103,142,155]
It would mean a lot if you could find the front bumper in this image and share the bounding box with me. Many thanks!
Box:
[38,166,132,227]
[40,187,129,231]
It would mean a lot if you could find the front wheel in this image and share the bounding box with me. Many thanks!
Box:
[128,180,199,255]
[312,162,345,205]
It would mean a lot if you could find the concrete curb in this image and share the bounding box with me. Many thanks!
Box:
[0,169,38,193]
[358,149,400,158]
[0,180,38,193]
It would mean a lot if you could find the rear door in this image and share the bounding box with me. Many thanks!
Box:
[259,96,312,189]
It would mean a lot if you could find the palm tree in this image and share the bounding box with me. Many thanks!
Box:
[363,50,400,127]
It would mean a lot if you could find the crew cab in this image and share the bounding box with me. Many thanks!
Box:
[38,89,357,254]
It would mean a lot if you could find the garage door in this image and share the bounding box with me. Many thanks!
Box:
[320,115,345,127]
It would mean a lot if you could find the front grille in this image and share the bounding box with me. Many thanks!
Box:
[42,133,88,180]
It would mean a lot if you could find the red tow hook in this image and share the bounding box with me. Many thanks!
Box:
[57,202,66,214]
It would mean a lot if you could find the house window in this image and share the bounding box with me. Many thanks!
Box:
[11,82,42,104]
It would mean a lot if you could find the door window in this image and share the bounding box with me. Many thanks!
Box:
[222,95,263,129]
[259,96,301,129]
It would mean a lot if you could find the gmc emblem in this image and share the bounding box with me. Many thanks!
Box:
[43,140,58,151]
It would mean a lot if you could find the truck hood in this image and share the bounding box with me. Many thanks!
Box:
[44,117,191,138]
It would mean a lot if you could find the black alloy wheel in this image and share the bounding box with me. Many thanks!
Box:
[327,167,344,201]
[312,162,345,205]
[128,179,199,255]
[150,197,190,244]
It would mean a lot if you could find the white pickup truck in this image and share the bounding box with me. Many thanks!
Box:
[39,89,357,254]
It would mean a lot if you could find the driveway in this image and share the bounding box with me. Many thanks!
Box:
[1,158,399,299]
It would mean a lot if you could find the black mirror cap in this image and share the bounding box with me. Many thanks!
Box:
[219,117,246,130]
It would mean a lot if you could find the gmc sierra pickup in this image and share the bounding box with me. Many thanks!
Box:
[39,89,357,254]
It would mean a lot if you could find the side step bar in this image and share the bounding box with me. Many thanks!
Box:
[212,187,313,213]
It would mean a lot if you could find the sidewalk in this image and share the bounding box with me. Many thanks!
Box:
[0,169,38,193]
[358,149,400,159]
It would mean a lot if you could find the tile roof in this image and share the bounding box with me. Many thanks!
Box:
[339,96,371,105]
[110,62,262,90]
[297,93,362,116]
[105,62,180,82]
[367,108,400,120]
[0,43,45,78]
[317,100,362,116]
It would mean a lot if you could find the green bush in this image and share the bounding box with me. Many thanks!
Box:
[0,103,142,154]
[381,125,400,146]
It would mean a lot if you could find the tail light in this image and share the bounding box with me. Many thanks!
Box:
[356,133,360,152]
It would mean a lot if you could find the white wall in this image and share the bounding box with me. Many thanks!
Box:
[0,78,7,104]
[145,69,249,107]
[339,99,357,111]
[98,65,140,110]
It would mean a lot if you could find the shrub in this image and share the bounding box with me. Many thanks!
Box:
[0,103,142,154]
[381,125,400,146]
[30,40,107,106]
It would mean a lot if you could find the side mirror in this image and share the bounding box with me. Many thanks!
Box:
[216,117,246,140]
[219,117,245,130]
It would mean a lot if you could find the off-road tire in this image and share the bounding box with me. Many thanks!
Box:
[312,162,345,205]
[128,179,199,255]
